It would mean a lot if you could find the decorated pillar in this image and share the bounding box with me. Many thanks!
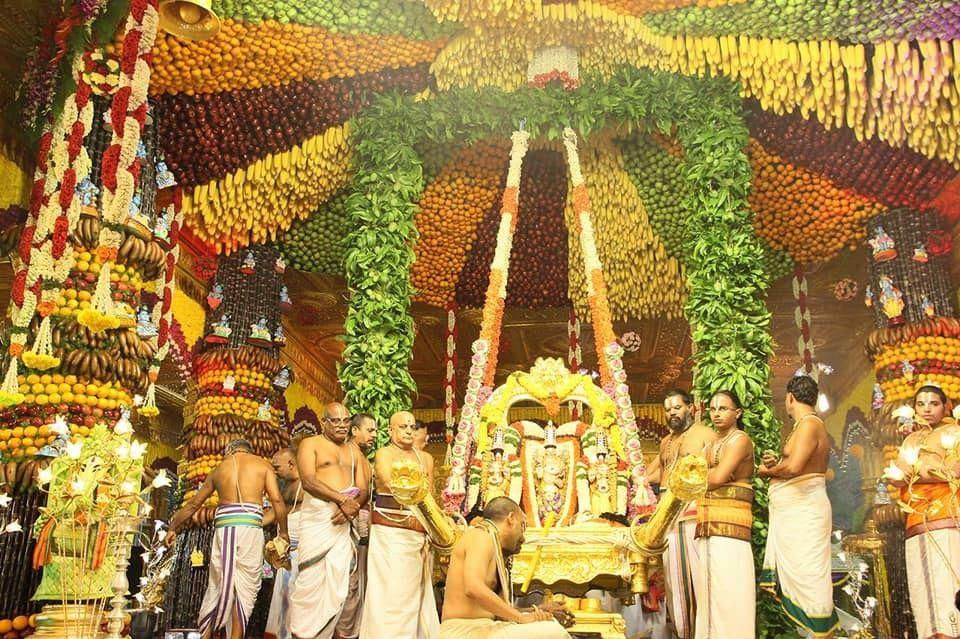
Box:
[164,246,291,629]
[862,207,957,638]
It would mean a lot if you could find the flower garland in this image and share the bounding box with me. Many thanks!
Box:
[567,308,582,421]
[793,264,817,379]
[140,187,183,417]
[86,0,160,332]
[562,127,653,512]
[1,54,99,404]
[442,129,528,510]
[443,303,458,451]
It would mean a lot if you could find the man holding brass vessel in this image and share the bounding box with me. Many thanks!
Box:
[646,389,717,639]
[358,410,441,639]
[440,496,573,638]
[759,375,838,638]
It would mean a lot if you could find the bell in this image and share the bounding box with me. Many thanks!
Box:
[158,0,220,41]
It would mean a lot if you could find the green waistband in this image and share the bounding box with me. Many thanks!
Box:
[215,513,263,529]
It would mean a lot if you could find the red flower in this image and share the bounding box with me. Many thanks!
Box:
[110,86,131,136]
[11,269,26,306]
[101,145,121,190]
[52,216,69,258]
[59,168,76,209]
[18,225,35,262]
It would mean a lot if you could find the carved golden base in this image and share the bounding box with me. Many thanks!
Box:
[567,610,627,639]
[32,604,105,639]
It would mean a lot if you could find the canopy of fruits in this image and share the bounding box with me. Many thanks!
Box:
[4,0,960,319]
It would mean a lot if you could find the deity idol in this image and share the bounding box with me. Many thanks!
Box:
[878,275,905,325]
[869,225,897,262]
[533,422,568,520]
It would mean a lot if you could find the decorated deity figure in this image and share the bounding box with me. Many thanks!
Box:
[279,285,293,311]
[272,367,291,390]
[76,177,99,215]
[533,422,568,519]
[273,324,286,346]
[864,284,874,308]
[155,159,176,190]
[275,256,287,274]
[257,399,272,422]
[921,295,935,318]
[249,318,272,342]
[869,225,897,262]
[878,275,905,325]
[913,243,929,263]
[154,206,172,245]
[872,383,885,410]
[211,314,232,339]
[136,305,158,338]
[240,250,256,274]
[206,283,224,310]
[483,428,510,502]
[576,429,627,518]
[901,359,916,382]
[222,373,236,392]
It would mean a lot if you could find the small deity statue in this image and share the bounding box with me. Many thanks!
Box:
[153,207,172,246]
[587,432,615,515]
[222,374,236,392]
[155,159,176,190]
[901,360,916,382]
[864,284,874,308]
[248,317,272,343]
[210,314,232,341]
[240,251,256,275]
[257,399,272,422]
[272,367,291,390]
[279,285,293,311]
[275,256,287,274]
[136,140,147,161]
[921,295,935,318]
[206,283,224,310]
[533,421,568,520]
[136,305,158,338]
[273,324,286,346]
[483,428,510,502]
[871,383,885,410]
[878,275,905,325]
[128,192,149,228]
[913,243,929,263]
[868,225,897,262]
[76,177,99,215]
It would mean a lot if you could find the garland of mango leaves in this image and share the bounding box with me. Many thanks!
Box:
[344,68,789,632]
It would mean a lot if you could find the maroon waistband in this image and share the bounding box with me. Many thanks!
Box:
[905,517,958,539]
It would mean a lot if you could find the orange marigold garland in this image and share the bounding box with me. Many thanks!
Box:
[443,128,528,511]
[86,0,159,332]
[562,127,654,513]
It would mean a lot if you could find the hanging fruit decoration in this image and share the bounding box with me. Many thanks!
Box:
[180,246,291,526]
[413,139,508,308]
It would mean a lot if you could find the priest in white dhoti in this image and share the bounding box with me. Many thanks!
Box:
[759,376,839,638]
[359,411,440,639]
[288,403,368,639]
[165,439,288,639]
[264,448,304,639]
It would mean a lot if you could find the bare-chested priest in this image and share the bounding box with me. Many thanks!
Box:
[358,410,440,638]
[644,389,717,639]
[166,439,287,639]
[759,375,838,638]
[440,496,572,638]
[288,402,369,639]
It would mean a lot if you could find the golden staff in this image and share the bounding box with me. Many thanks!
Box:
[521,511,556,593]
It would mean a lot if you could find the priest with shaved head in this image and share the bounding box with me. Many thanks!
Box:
[358,410,440,638]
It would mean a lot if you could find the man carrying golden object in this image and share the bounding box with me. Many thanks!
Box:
[359,410,440,639]
[645,389,717,639]
[693,391,756,639]
[884,384,960,639]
